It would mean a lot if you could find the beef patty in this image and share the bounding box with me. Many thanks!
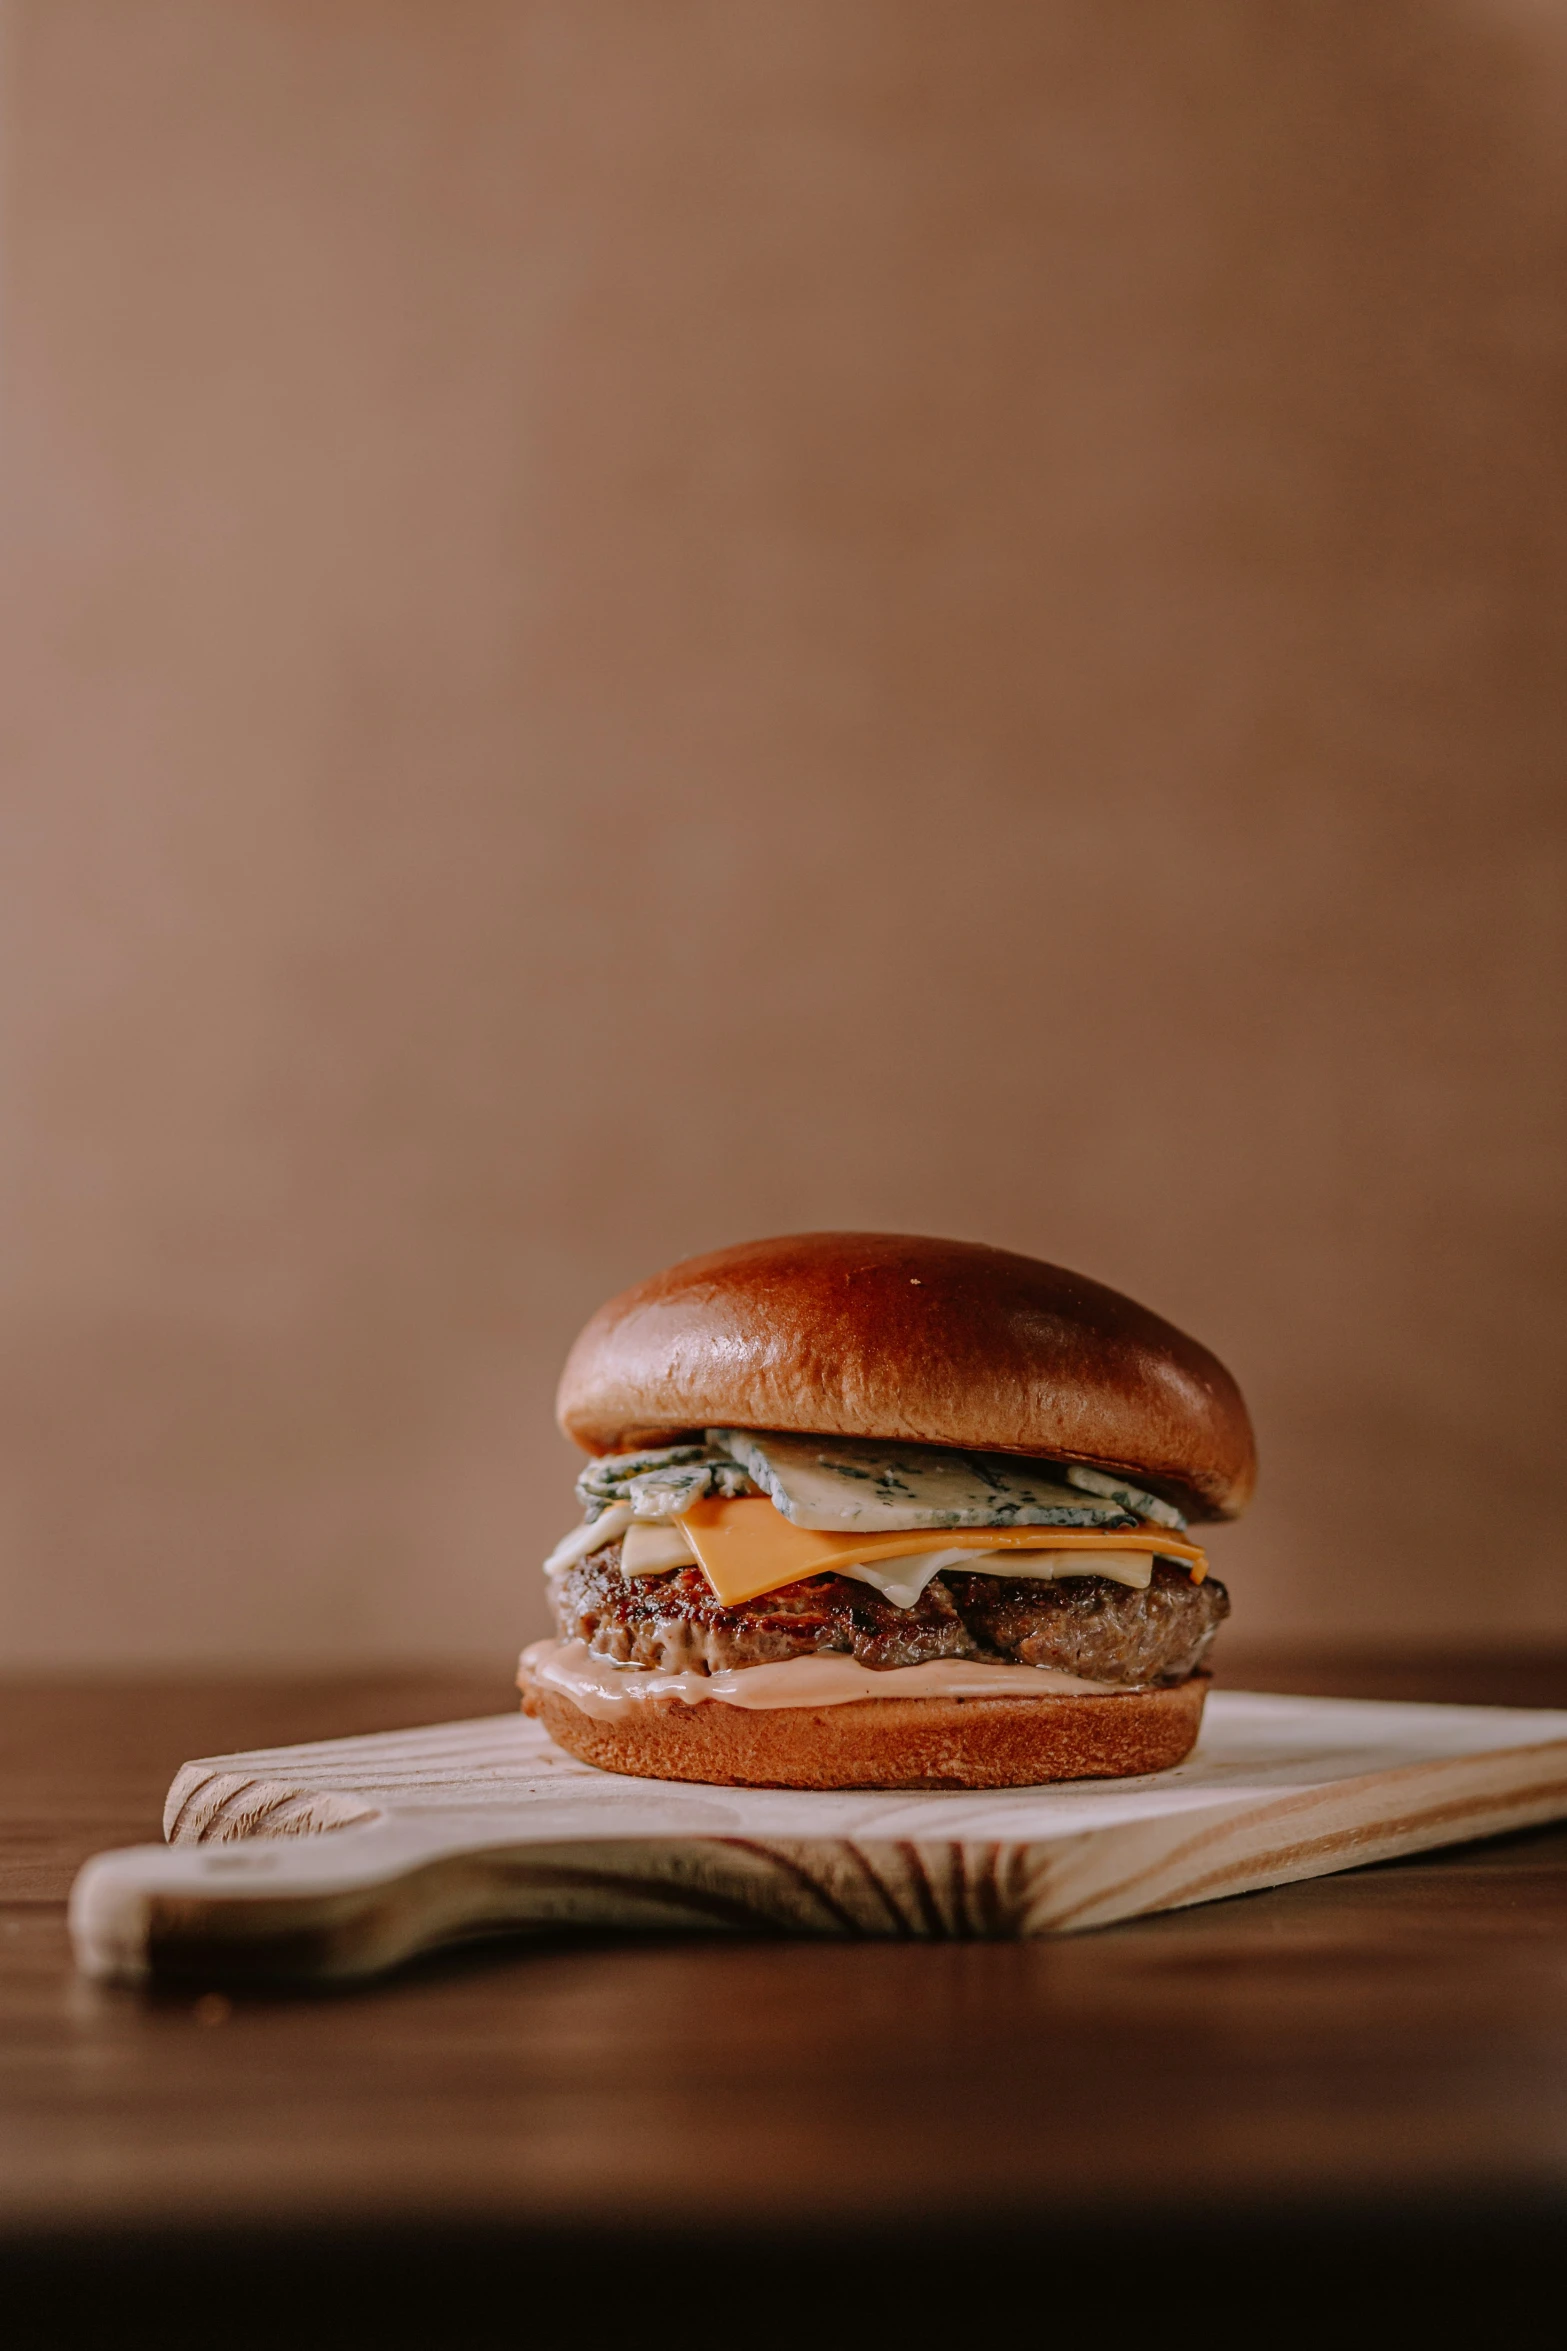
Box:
[552,1544,1228,1688]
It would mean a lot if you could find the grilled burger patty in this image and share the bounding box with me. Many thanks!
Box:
[553,1544,1228,1688]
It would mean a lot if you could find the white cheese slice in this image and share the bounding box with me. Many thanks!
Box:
[709,1430,1137,1533]
[620,1520,698,1577]
[1005,1548,1157,1590]
[543,1502,633,1575]
[838,1546,1157,1610]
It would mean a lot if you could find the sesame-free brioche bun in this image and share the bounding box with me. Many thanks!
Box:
[556,1231,1256,1522]
[518,1662,1210,1788]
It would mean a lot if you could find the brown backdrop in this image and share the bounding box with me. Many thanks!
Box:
[2,1,1564,1666]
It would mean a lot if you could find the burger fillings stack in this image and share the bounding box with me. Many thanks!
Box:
[521,1232,1255,1789]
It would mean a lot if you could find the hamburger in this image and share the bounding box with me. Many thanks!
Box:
[519,1231,1254,1789]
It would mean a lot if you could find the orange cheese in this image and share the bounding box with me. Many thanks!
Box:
[675,1495,1207,1608]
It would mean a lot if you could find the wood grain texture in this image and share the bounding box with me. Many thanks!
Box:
[67,1688,1567,1984]
[7,1657,1567,2256]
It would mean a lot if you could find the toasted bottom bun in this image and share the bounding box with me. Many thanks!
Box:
[517,1664,1209,1789]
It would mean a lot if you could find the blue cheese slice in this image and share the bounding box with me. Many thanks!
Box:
[576,1444,755,1523]
[706,1430,1143,1534]
[551,1436,1188,1588]
[1064,1466,1186,1530]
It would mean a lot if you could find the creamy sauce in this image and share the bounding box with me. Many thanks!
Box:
[521,1637,1122,1718]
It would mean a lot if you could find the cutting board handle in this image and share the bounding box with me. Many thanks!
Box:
[68,1813,920,1984]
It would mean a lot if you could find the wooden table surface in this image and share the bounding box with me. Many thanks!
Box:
[7,1650,1567,2343]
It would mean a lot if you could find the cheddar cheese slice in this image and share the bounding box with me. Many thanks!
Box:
[675,1495,1207,1608]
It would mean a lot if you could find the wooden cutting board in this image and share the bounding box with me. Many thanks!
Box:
[69,1690,1567,1985]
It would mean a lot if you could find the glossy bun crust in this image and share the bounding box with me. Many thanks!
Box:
[556,1232,1256,1522]
[519,1664,1209,1789]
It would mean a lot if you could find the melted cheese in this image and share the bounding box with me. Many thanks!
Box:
[839,1546,1156,1609]
[675,1495,1206,1607]
[542,1502,633,1575]
[620,1520,698,1577]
